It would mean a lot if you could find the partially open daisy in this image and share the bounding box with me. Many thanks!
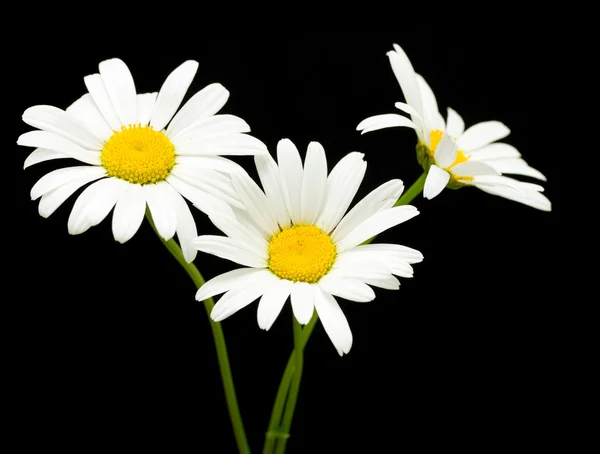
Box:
[18,58,268,262]
[193,139,422,355]
[357,44,551,211]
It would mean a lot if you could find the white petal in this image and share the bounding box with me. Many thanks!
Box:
[38,174,106,218]
[84,73,122,131]
[451,161,499,177]
[361,275,400,290]
[166,174,234,217]
[66,93,114,141]
[144,182,178,240]
[175,155,246,175]
[316,152,366,234]
[171,165,243,209]
[348,243,424,264]
[434,133,457,169]
[388,44,423,119]
[231,171,279,236]
[423,165,450,200]
[475,184,552,211]
[257,279,294,330]
[467,143,521,160]
[172,192,198,263]
[277,139,304,224]
[335,206,419,253]
[211,270,277,322]
[331,179,404,244]
[192,235,267,268]
[175,133,268,156]
[416,74,445,131]
[136,92,157,125]
[290,282,316,325]
[30,166,107,200]
[166,83,230,137]
[314,288,352,356]
[470,175,541,193]
[457,121,511,151]
[318,275,375,302]
[394,102,423,120]
[99,58,137,126]
[207,212,268,259]
[446,107,465,138]
[67,177,128,235]
[24,148,69,169]
[196,268,266,301]
[18,131,101,166]
[150,60,199,132]
[255,153,290,227]
[22,105,104,150]
[170,114,250,145]
[300,142,328,225]
[111,183,146,243]
[482,158,547,181]
[356,114,418,134]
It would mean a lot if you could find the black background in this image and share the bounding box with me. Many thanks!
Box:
[9,33,564,452]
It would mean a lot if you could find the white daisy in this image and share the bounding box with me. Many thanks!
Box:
[18,58,268,262]
[192,139,422,355]
[357,43,551,211]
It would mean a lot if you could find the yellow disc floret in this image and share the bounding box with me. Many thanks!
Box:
[268,224,336,283]
[101,124,175,185]
[429,129,471,174]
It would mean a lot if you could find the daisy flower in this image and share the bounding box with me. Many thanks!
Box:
[18,58,268,262]
[357,44,551,211]
[193,139,423,355]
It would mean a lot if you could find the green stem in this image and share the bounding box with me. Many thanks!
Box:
[394,171,426,207]
[263,312,318,454]
[146,212,251,454]
[273,317,305,454]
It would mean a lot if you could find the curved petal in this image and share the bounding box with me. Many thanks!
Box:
[166,174,233,218]
[170,114,250,145]
[24,148,69,169]
[175,155,246,175]
[277,139,304,224]
[166,83,230,137]
[331,179,404,244]
[22,105,104,150]
[314,288,352,356]
[18,131,101,165]
[171,165,243,209]
[316,152,366,234]
[143,182,178,241]
[335,205,419,253]
[257,279,294,331]
[291,282,316,325]
[192,235,267,268]
[196,268,266,302]
[475,184,551,211]
[99,58,137,126]
[423,165,450,200]
[482,158,547,181]
[356,114,417,134]
[388,44,423,119]
[318,275,375,302]
[38,174,107,218]
[451,161,499,177]
[30,166,107,200]
[172,191,198,263]
[231,171,279,236]
[446,107,465,138]
[300,141,328,225]
[434,132,457,169]
[467,143,521,160]
[150,60,199,131]
[210,270,277,322]
[457,121,511,151]
[175,133,267,156]
[394,102,423,120]
[255,153,291,227]
[66,93,114,141]
[136,92,157,125]
[207,212,268,259]
[84,73,122,130]
[416,73,445,131]
[111,183,146,244]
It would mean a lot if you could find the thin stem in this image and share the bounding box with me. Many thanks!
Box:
[394,171,427,207]
[146,212,251,454]
[262,313,318,454]
[273,317,305,454]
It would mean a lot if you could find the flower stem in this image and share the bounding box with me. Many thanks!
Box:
[262,171,427,453]
[262,312,318,454]
[146,212,251,454]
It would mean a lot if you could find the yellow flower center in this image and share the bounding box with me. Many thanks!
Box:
[101,125,175,185]
[268,224,336,283]
[429,129,471,172]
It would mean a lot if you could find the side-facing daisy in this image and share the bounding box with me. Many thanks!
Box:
[193,139,423,355]
[18,58,268,262]
[357,44,551,211]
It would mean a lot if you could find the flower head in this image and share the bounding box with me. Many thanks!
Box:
[357,44,551,211]
[18,58,268,262]
[193,139,422,355]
